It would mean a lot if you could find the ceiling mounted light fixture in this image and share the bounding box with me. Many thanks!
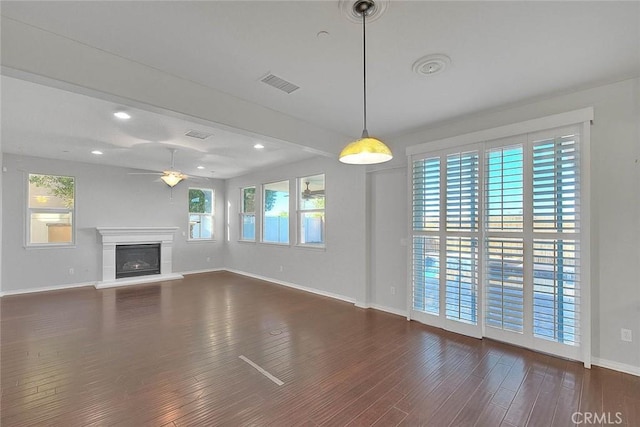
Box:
[113,111,131,120]
[339,0,392,165]
[161,171,185,188]
[161,149,186,187]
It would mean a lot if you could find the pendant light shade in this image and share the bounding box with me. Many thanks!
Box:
[339,134,392,165]
[339,0,392,165]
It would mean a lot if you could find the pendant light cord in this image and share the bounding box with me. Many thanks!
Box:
[361,10,368,137]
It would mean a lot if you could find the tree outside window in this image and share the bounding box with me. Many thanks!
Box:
[189,188,214,240]
[28,174,75,245]
[240,186,256,241]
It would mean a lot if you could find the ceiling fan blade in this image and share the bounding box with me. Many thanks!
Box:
[128,172,164,175]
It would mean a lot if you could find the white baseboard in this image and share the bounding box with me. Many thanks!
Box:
[225,268,356,304]
[369,303,408,318]
[95,273,183,289]
[180,267,225,275]
[0,281,94,297]
[592,357,640,377]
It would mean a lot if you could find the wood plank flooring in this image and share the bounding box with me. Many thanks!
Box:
[1,271,638,426]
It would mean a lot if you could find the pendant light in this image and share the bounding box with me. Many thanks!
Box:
[339,0,392,165]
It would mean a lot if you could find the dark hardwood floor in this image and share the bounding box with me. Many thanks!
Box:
[1,271,638,426]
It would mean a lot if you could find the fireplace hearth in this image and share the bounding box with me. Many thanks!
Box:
[115,244,161,279]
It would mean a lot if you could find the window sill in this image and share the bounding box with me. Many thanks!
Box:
[25,244,76,250]
[186,239,217,244]
[295,244,326,251]
[237,239,256,244]
[259,242,290,247]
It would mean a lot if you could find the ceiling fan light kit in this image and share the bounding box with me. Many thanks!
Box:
[160,148,186,187]
[339,0,393,165]
[160,171,186,188]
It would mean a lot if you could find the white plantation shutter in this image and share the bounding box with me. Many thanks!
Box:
[445,237,478,324]
[411,158,440,315]
[533,135,580,233]
[412,158,440,231]
[446,152,479,231]
[486,145,524,232]
[409,110,589,363]
[412,236,439,315]
[485,238,524,332]
[484,145,525,334]
[531,131,580,346]
[533,239,580,345]
[444,151,480,324]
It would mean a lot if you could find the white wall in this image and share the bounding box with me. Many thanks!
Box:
[369,167,408,314]
[369,77,640,371]
[224,156,367,304]
[1,154,225,293]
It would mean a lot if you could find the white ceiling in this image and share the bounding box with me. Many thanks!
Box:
[1,76,321,178]
[1,1,639,174]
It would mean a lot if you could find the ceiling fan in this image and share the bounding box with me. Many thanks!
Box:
[129,148,188,187]
[302,181,324,200]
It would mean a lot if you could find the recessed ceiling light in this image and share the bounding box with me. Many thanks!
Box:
[91,150,103,155]
[114,111,131,120]
[197,165,205,170]
[254,143,265,149]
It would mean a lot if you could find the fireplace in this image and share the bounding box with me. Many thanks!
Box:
[96,226,182,289]
[116,244,161,279]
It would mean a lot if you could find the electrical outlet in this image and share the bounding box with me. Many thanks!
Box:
[621,328,632,342]
[206,257,211,262]
[279,265,284,272]
[69,268,74,275]
[390,286,396,295]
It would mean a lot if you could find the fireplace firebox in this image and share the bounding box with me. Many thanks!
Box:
[115,244,161,279]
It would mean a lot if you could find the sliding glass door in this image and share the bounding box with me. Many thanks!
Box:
[410,125,583,361]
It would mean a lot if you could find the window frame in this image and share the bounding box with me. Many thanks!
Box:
[26,173,76,248]
[297,174,326,248]
[239,186,256,242]
[261,180,290,245]
[187,187,214,241]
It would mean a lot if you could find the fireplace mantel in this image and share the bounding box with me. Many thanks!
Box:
[96,226,183,289]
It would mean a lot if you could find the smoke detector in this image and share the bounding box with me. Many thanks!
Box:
[412,54,451,76]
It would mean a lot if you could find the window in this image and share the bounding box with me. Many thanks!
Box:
[263,180,289,244]
[27,174,75,245]
[240,186,256,241]
[188,188,213,240]
[410,115,589,362]
[298,174,325,246]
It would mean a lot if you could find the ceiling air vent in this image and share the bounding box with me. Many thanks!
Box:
[260,73,300,94]
[184,130,213,140]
